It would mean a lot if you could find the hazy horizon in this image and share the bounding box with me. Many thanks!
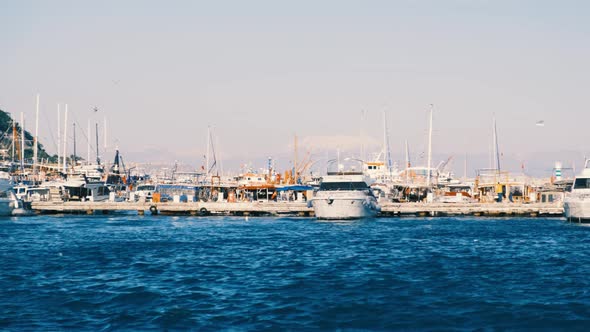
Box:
[2,0,589,176]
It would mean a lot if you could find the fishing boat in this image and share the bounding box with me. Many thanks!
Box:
[309,159,380,220]
[564,159,590,222]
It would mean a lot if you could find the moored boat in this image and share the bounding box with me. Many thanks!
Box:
[564,159,590,222]
[309,159,380,220]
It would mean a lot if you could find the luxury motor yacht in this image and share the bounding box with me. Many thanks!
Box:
[309,159,380,220]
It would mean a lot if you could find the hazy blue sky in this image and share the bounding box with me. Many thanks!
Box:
[1,0,589,173]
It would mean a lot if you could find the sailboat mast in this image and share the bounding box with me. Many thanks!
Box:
[294,134,298,183]
[493,116,501,172]
[464,153,468,181]
[206,126,210,178]
[12,116,16,162]
[72,122,77,168]
[20,112,25,172]
[87,120,91,165]
[405,139,410,184]
[57,104,61,169]
[95,123,100,165]
[33,94,39,172]
[383,111,393,177]
[426,105,433,188]
[62,105,68,173]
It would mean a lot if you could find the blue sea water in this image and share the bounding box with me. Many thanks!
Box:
[1,215,590,331]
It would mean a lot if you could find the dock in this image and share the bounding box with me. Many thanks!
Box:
[30,201,565,218]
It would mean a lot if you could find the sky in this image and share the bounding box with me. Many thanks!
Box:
[1,0,589,175]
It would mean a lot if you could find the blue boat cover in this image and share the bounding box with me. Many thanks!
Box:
[276,185,314,192]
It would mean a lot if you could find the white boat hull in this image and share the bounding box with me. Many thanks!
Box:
[311,192,380,220]
[564,198,590,222]
[0,198,17,216]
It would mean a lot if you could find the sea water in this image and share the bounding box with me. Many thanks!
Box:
[1,215,590,330]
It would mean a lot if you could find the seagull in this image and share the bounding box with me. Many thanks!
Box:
[93,107,99,113]
[536,120,545,127]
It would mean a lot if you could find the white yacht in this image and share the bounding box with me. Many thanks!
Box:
[564,159,590,222]
[61,174,111,202]
[309,159,380,220]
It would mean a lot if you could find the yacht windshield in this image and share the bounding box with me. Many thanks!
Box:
[138,185,155,191]
[574,178,590,189]
[320,182,368,191]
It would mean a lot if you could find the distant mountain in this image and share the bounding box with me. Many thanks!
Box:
[0,108,54,162]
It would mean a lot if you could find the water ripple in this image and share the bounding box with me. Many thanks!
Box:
[1,216,590,330]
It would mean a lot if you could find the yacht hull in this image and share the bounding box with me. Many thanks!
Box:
[311,192,380,220]
[564,199,590,222]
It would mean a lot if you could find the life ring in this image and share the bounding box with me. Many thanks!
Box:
[149,205,158,215]
[199,207,208,216]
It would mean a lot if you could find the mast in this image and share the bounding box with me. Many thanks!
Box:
[208,129,218,176]
[20,112,25,172]
[426,105,433,188]
[464,153,468,181]
[294,134,298,183]
[87,120,91,165]
[33,94,39,172]
[62,104,68,173]
[72,122,77,168]
[12,116,16,162]
[216,135,223,176]
[383,111,393,177]
[103,117,107,158]
[206,126,210,177]
[493,115,501,173]
[405,139,410,184]
[57,104,61,169]
[95,123,101,165]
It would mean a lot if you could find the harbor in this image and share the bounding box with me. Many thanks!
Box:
[0,97,583,221]
[5,1,590,331]
[0,102,583,220]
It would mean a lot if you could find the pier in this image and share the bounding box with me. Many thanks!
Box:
[30,201,564,218]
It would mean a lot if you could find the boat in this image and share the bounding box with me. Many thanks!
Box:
[133,183,156,202]
[309,159,380,220]
[62,174,111,202]
[0,171,21,216]
[564,159,590,222]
